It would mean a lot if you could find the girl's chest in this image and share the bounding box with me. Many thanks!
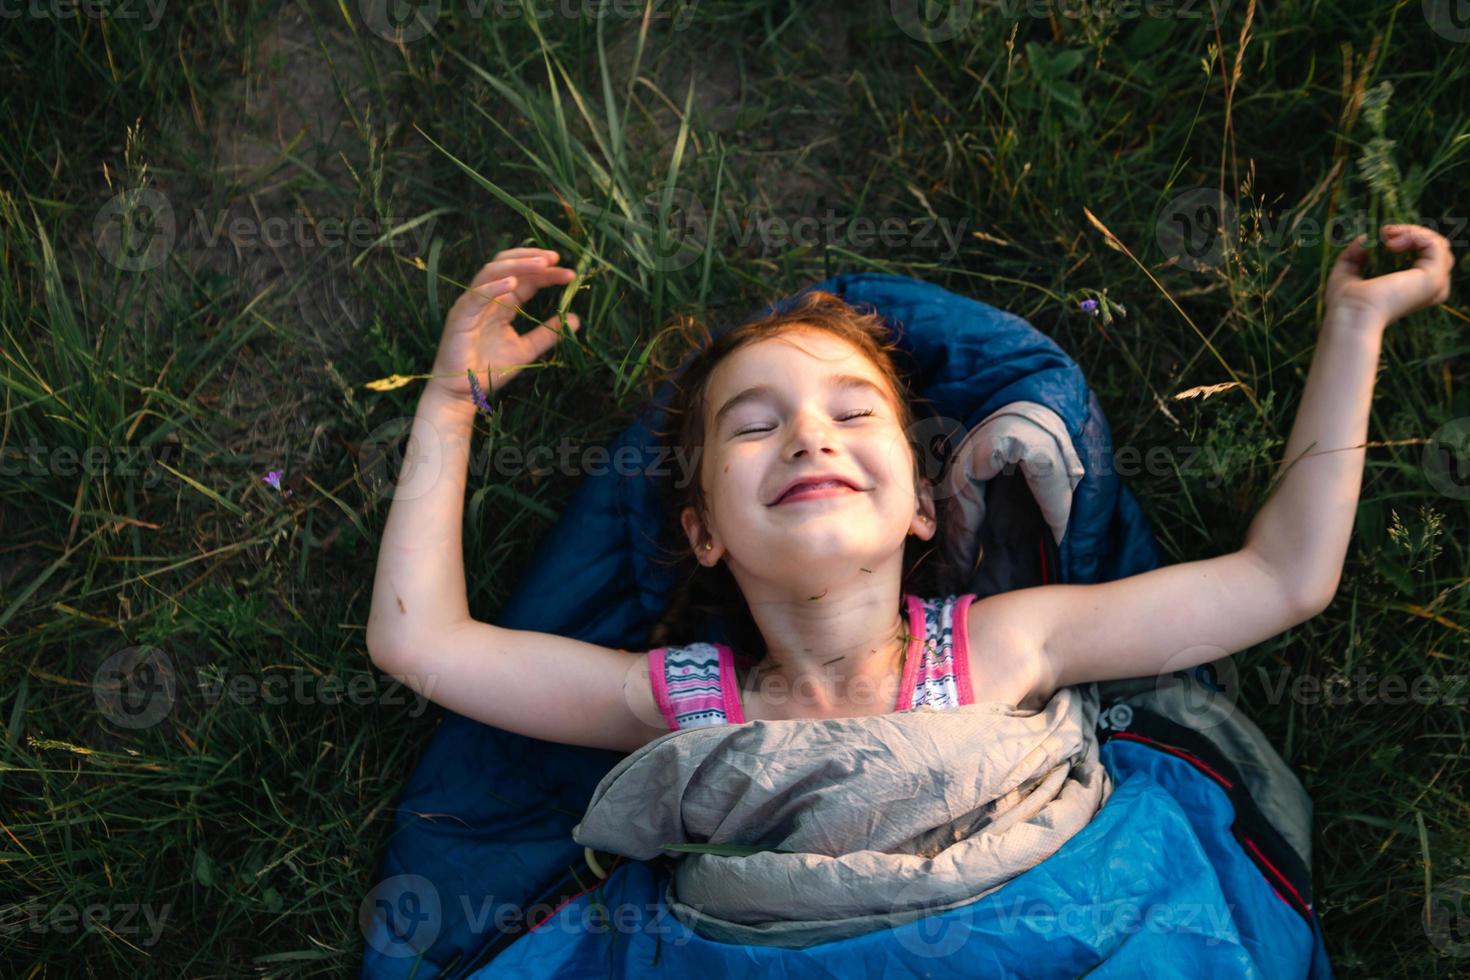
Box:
[734,664,908,723]
[734,638,1042,723]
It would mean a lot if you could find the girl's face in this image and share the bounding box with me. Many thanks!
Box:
[681,328,935,583]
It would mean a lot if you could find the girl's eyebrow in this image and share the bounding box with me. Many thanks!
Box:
[712,374,888,428]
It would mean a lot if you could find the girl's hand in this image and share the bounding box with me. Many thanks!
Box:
[1325,224,1454,324]
[428,248,581,402]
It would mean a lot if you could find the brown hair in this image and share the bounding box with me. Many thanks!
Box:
[640,289,940,672]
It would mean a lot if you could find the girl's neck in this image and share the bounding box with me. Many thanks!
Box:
[739,602,912,718]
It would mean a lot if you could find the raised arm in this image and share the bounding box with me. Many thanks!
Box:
[365,249,578,648]
[969,225,1455,699]
[362,251,671,753]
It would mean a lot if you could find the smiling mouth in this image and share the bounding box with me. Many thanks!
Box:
[773,482,862,505]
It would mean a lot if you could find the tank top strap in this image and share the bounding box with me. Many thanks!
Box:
[649,641,745,731]
[897,593,977,711]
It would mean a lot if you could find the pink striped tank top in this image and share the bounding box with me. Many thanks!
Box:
[648,593,978,731]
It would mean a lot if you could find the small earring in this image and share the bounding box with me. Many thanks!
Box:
[705,543,712,551]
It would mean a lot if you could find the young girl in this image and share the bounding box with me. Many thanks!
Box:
[365,230,1454,755]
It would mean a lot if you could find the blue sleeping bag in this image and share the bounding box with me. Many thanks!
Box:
[360,273,1333,978]
[463,738,1324,979]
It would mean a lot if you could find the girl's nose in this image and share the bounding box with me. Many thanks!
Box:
[783,410,839,458]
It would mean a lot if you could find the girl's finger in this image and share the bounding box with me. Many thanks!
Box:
[461,275,517,305]
[490,247,560,265]
[1383,224,1430,248]
[476,251,555,285]
[1390,226,1454,275]
[519,313,581,362]
[508,264,577,303]
[470,253,555,289]
[451,275,518,324]
[1328,235,1369,283]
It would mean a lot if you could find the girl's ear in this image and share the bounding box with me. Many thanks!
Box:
[910,478,938,541]
[681,506,722,565]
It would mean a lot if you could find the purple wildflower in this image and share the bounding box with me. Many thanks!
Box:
[1079,299,1099,315]
[262,469,293,497]
[467,369,494,418]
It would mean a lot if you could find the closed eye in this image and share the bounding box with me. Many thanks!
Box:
[733,408,874,436]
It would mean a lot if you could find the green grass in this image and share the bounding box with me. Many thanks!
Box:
[3,0,1468,974]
